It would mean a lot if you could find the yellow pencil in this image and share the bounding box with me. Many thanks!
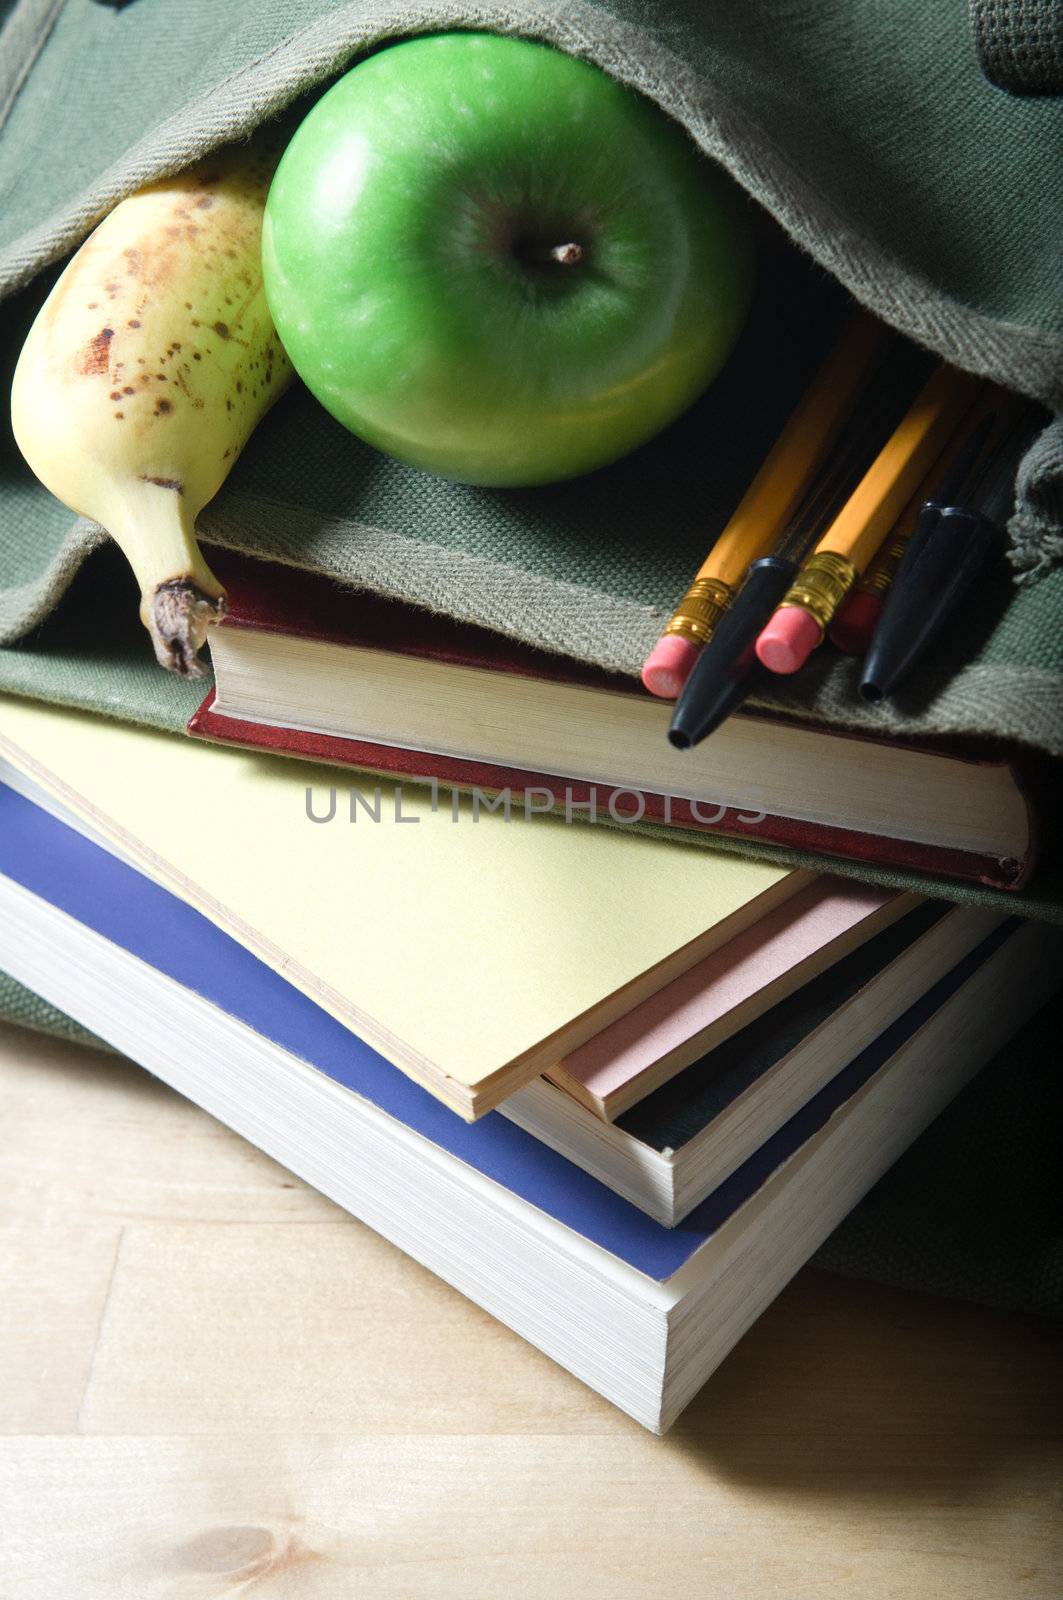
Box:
[827,476,928,654]
[828,385,1013,653]
[641,311,882,698]
[756,363,982,675]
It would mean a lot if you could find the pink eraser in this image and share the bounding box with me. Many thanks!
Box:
[641,634,700,699]
[829,590,884,655]
[756,606,822,675]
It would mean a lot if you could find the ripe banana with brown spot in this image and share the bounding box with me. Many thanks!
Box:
[11,137,293,675]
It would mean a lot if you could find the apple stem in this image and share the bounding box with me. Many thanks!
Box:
[519,241,584,267]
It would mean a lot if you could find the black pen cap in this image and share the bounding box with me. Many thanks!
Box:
[669,556,796,749]
[859,507,1005,702]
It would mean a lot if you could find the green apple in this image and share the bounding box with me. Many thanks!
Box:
[263,32,754,486]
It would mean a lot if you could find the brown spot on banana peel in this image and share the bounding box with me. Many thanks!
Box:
[80,327,114,375]
[139,476,183,493]
[147,579,226,678]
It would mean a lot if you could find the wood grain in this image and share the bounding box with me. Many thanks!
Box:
[0,1021,1060,1600]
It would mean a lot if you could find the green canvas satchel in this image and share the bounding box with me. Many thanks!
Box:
[1,0,1062,751]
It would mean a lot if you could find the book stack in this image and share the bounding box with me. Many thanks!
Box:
[1,1,1057,1448]
[0,667,1057,1433]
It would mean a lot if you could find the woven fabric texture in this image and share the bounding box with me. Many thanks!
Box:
[0,970,110,1050]
[971,0,1063,95]
[0,0,1062,669]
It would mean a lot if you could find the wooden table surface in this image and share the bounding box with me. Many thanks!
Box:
[1,1020,1060,1600]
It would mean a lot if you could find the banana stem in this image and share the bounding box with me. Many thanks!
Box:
[108,482,227,676]
[148,580,227,677]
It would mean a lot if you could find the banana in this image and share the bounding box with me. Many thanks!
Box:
[11,137,293,675]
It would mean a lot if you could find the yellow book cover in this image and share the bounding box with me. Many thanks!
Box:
[0,698,806,1116]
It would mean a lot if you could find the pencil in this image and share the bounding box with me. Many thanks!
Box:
[829,393,1004,654]
[754,363,982,675]
[827,485,927,655]
[668,373,910,748]
[640,311,882,698]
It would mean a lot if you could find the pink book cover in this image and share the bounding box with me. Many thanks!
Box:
[547,878,911,1121]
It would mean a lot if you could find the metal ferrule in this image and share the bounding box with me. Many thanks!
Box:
[780,551,858,633]
[664,576,735,647]
[856,534,909,599]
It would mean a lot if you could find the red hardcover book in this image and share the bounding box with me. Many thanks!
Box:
[188,549,1035,890]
